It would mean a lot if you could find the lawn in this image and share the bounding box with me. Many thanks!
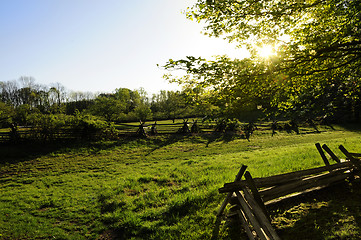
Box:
[1,124,361,239]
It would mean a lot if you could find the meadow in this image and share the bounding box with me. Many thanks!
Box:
[1,123,361,239]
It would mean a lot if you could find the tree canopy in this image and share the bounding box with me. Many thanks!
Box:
[164,0,361,121]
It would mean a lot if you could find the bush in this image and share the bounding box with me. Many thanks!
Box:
[73,112,119,140]
[24,112,119,142]
[0,102,14,128]
[27,113,72,141]
[214,118,241,132]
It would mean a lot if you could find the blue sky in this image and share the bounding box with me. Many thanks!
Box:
[0,0,248,94]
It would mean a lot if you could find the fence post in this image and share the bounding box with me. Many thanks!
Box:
[211,165,247,240]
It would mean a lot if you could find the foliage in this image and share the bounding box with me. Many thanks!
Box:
[72,111,119,140]
[18,112,119,142]
[27,113,73,141]
[0,77,67,114]
[0,102,14,127]
[1,77,213,126]
[164,56,279,119]
[164,0,361,122]
[65,99,94,115]
[151,90,186,120]
[214,118,241,132]
[88,96,125,122]
[133,103,153,122]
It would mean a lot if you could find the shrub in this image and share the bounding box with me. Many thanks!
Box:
[27,113,72,141]
[24,112,119,142]
[72,111,119,140]
[214,118,241,132]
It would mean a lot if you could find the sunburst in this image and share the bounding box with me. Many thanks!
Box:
[257,44,277,58]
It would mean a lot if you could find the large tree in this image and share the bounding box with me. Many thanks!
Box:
[164,0,361,121]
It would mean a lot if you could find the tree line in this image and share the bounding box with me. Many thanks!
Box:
[0,76,214,131]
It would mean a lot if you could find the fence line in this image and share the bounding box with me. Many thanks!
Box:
[0,120,320,143]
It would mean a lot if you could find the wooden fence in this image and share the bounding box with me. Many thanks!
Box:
[115,120,314,136]
[213,144,361,240]
[0,120,323,143]
[0,127,100,143]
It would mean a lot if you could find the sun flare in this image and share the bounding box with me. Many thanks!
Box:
[257,45,276,58]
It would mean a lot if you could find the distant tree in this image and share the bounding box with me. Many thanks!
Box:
[0,80,19,106]
[133,103,152,122]
[0,102,14,127]
[114,88,132,112]
[89,96,126,122]
[50,82,67,104]
[13,104,34,126]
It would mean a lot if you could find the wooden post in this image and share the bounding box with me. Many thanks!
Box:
[315,143,331,171]
[244,171,271,222]
[212,165,247,240]
[242,187,281,240]
[322,144,341,163]
[237,209,256,240]
[339,145,361,170]
[235,191,269,240]
[216,165,248,217]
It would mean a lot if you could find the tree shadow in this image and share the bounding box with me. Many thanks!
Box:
[336,123,361,133]
[0,137,132,166]
[268,181,361,239]
[203,131,243,147]
[0,141,77,165]
[219,181,361,240]
[144,133,207,156]
[0,133,205,167]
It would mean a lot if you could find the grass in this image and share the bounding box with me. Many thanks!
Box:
[1,124,361,239]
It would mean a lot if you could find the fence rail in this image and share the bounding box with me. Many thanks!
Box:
[0,128,100,143]
[213,144,361,240]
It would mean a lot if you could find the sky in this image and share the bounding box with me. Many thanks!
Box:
[0,0,249,95]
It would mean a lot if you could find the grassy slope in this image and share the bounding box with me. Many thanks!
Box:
[1,125,361,239]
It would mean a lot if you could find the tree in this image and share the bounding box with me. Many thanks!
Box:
[0,102,14,127]
[89,96,125,122]
[133,103,153,122]
[164,0,361,121]
[151,90,186,119]
[163,56,277,119]
[189,0,360,69]
[0,80,19,106]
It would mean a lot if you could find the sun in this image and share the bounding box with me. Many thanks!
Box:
[257,44,276,58]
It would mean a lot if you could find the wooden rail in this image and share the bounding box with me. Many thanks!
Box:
[213,144,360,240]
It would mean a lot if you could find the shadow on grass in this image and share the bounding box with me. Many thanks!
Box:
[219,181,361,240]
[0,141,76,165]
[144,134,191,156]
[336,123,361,133]
[94,180,361,239]
[0,137,132,166]
[0,131,248,168]
[203,131,244,147]
[97,189,220,240]
[269,181,361,240]
[0,133,210,166]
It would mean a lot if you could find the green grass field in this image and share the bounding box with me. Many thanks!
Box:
[1,124,361,239]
